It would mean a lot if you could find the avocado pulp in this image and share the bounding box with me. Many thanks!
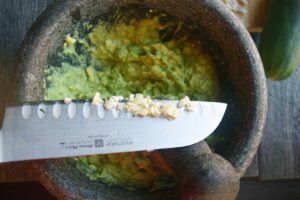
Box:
[44,12,220,191]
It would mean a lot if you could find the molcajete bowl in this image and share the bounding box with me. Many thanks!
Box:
[17,0,267,199]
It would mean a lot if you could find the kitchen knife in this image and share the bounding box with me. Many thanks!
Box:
[0,100,226,163]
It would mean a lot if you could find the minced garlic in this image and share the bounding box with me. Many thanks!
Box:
[89,93,195,120]
[160,104,179,120]
[64,97,72,104]
[91,92,103,106]
[64,34,76,46]
[136,108,149,117]
[178,96,194,112]
[104,98,118,110]
[149,106,161,118]
[116,103,125,111]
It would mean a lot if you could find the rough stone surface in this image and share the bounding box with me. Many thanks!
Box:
[162,142,240,200]
[17,0,267,199]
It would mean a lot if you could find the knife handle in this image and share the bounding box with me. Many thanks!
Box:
[161,141,239,200]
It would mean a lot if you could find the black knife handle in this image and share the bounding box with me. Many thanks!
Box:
[161,141,240,200]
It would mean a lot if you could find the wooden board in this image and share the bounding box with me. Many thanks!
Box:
[222,0,267,31]
[0,0,53,125]
[243,153,259,178]
[247,0,267,31]
[0,162,37,183]
[0,0,53,182]
[259,67,300,180]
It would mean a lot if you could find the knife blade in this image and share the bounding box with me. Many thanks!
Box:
[0,100,226,163]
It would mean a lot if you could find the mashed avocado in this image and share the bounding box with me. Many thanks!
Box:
[45,13,219,191]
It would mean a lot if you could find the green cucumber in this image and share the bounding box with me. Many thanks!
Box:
[259,0,300,80]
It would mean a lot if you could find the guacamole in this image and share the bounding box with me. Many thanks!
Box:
[45,13,219,191]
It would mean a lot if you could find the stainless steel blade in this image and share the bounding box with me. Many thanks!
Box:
[0,100,226,163]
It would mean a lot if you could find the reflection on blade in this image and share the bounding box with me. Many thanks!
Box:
[0,100,226,163]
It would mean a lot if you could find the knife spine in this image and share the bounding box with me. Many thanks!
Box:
[19,101,113,121]
[13,100,221,122]
[17,102,174,121]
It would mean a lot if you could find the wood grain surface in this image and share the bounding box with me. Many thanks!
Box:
[0,0,300,183]
[259,68,300,180]
[243,154,259,177]
[0,0,53,182]
[247,0,267,32]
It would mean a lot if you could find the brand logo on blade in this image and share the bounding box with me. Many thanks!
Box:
[106,139,133,147]
[94,139,104,148]
[59,139,97,150]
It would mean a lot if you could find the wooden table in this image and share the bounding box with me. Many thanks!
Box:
[1,0,300,184]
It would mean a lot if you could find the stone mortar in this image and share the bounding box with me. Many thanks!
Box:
[16,0,267,199]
